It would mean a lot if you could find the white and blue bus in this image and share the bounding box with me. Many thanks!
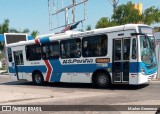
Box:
[4,24,157,88]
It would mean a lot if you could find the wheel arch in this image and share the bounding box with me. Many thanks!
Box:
[92,69,111,84]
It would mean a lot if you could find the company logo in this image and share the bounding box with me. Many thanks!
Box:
[63,59,93,64]
[1,106,42,112]
[2,106,11,111]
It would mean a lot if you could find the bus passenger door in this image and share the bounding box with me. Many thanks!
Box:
[13,51,24,80]
[112,39,130,83]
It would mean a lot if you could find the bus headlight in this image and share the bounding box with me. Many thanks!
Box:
[141,68,146,75]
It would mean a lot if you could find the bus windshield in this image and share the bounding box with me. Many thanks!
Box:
[148,36,156,52]
[140,35,156,65]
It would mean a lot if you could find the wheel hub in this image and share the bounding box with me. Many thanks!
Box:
[98,75,107,85]
[35,74,41,84]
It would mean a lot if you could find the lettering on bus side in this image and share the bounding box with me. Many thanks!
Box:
[31,62,40,65]
[71,31,94,37]
[63,59,93,64]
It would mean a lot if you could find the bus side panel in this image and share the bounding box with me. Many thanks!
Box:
[8,64,18,81]
[48,58,112,83]
[23,60,47,81]
[129,62,139,84]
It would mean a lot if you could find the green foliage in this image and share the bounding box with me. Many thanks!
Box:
[9,28,30,33]
[77,25,91,32]
[22,28,30,33]
[9,28,19,33]
[112,2,143,25]
[96,17,117,29]
[0,19,9,34]
[96,17,110,28]
[96,1,160,28]
[143,6,160,25]
[0,42,4,51]
[86,25,92,30]
[0,19,39,51]
[31,30,39,38]
[0,19,9,50]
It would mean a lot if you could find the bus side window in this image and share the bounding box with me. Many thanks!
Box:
[123,39,130,60]
[132,38,137,59]
[60,38,81,59]
[82,35,108,57]
[26,46,29,60]
[7,47,12,62]
[42,44,49,59]
[49,41,59,59]
[26,44,41,61]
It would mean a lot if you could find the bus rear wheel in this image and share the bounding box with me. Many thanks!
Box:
[94,72,110,88]
[32,72,44,86]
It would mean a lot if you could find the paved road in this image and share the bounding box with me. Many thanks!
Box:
[0,74,160,114]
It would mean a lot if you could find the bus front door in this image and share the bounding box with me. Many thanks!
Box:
[13,51,24,80]
[113,39,130,83]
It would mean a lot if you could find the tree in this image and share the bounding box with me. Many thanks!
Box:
[9,28,19,33]
[0,19,9,34]
[31,30,39,38]
[22,28,30,33]
[96,17,117,29]
[86,25,92,30]
[112,2,143,25]
[96,17,110,28]
[9,27,38,38]
[0,19,9,51]
[9,28,30,33]
[143,6,160,25]
[96,1,160,28]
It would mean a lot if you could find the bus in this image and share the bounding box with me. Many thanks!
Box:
[4,24,157,88]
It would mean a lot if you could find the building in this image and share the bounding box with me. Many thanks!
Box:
[133,3,143,15]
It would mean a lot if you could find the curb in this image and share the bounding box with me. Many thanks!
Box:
[0,70,9,75]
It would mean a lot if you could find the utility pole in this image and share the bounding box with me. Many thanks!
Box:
[108,0,119,13]
[72,0,76,23]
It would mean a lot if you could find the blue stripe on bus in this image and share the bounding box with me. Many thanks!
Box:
[130,62,139,73]
[8,60,157,82]
[130,62,157,75]
[8,65,47,73]
[139,62,157,75]
[39,37,50,44]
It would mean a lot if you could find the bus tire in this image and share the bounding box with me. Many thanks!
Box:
[32,71,44,86]
[94,72,110,88]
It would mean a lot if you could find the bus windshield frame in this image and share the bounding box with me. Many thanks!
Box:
[140,35,156,66]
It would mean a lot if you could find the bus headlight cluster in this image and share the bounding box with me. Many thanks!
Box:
[141,68,146,75]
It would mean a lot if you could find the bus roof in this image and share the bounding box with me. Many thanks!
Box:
[7,24,149,47]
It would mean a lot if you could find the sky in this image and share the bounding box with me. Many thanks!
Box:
[0,0,160,35]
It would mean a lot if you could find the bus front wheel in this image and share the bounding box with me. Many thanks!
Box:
[94,72,110,88]
[32,71,44,86]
